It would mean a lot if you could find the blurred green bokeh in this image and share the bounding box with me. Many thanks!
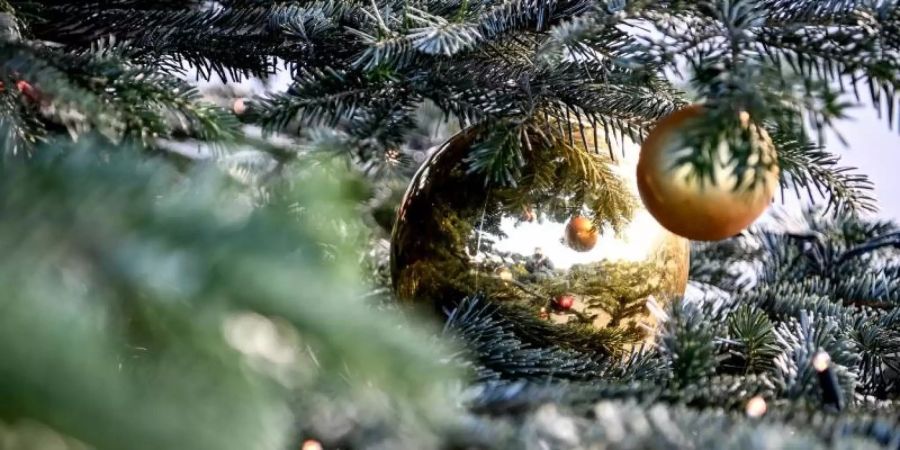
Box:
[0,139,457,450]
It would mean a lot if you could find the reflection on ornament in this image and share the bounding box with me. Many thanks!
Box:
[555,293,575,311]
[522,206,536,222]
[637,104,779,241]
[16,80,39,102]
[565,215,598,252]
[539,307,550,320]
[391,122,690,347]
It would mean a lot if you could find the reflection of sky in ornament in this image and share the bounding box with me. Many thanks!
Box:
[487,211,666,269]
[481,136,669,269]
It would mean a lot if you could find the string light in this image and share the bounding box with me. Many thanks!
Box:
[233,98,247,115]
[812,351,831,372]
[745,395,767,418]
[813,351,843,411]
[301,439,323,450]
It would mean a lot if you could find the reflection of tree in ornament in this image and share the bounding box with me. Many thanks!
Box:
[573,260,664,328]
[512,258,667,330]
[490,127,637,235]
[393,198,483,306]
[469,239,683,342]
[392,122,690,350]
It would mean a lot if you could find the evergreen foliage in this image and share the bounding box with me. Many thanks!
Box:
[434,212,900,448]
[3,0,895,203]
[0,140,457,450]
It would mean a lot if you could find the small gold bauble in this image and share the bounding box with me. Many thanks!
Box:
[565,215,599,252]
[637,104,779,241]
[391,122,690,347]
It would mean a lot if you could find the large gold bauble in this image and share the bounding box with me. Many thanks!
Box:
[637,104,779,241]
[391,124,690,346]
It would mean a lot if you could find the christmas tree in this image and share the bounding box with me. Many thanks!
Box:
[1,1,899,449]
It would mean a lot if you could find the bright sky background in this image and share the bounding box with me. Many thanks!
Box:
[818,103,900,222]
[491,144,670,268]
[762,100,900,226]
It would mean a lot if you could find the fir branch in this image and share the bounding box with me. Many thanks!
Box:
[772,126,876,214]
[725,304,780,373]
[443,297,608,381]
[0,39,240,153]
[659,299,723,386]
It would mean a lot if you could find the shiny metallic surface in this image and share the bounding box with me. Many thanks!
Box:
[391,126,690,341]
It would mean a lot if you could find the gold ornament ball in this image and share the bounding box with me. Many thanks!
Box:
[637,104,779,241]
[565,215,599,252]
[391,123,690,346]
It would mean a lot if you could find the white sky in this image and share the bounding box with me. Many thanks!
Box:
[819,104,900,221]
[765,101,900,225]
